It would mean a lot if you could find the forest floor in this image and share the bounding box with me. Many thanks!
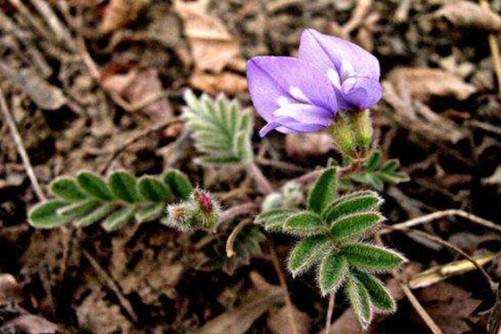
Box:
[0,0,501,333]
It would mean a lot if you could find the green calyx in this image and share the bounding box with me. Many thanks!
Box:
[330,109,374,159]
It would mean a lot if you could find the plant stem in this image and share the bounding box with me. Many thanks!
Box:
[325,293,335,334]
[219,202,259,223]
[246,162,274,195]
[294,158,364,184]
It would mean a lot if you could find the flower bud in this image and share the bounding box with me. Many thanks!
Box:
[282,181,303,208]
[191,189,221,231]
[166,203,197,231]
[330,114,356,158]
[261,192,284,211]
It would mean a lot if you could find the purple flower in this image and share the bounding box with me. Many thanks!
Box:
[246,29,383,137]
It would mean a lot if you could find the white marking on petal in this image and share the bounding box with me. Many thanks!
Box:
[341,77,358,94]
[289,86,311,104]
[327,69,341,89]
[273,103,332,125]
[340,60,355,81]
[276,96,290,107]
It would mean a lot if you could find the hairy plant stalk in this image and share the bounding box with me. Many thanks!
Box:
[325,293,335,334]
[246,162,274,195]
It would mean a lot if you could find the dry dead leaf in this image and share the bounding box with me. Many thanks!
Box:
[285,133,333,158]
[267,304,312,334]
[387,67,476,102]
[100,0,150,33]
[101,67,173,121]
[190,71,247,95]
[434,1,501,32]
[0,64,66,110]
[174,0,240,73]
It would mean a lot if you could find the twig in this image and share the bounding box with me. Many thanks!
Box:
[268,242,299,334]
[225,219,251,257]
[246,162,274,195]
[325,293,335,334]
[380,209,501,234]
[219,202,259,223]
[30,0,75,50]
[82,250,138,322]
[0,89,46,201]
[479,0,501,97]
[100,118,180,174]
[400,283,444,334]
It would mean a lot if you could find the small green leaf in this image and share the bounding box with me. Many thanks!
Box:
[50,177,86,201]
[330,212,384,240]
[102,206,136,231]
[341,243,406,272]
[308,167,338,214]
[366,151,381,172]
[354,270,396,313]
[74,203,118,227]
[77,171,115,201]
[345,271,372,328]
[28,200,71,228]
[109,171,141,203]
[137,176,170,202]
[135,203,166,223]
[380,159,399,174]
[255,209,295,232]
[368,174,384,191]
[319,250,348,296]
[288,235,330,277]
[323,191,382,222]
[379,171,410,184]
[163,169,192,200]
[196,156,242,166]
[57,199,100,219]
[284,211,326,236]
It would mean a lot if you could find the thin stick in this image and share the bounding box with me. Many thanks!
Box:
[100,118,179,173]
[479,0,501,97]
[269,243,299,334]
[225,219,251,257]
[219,202,259,223]
[400,283,443,334]
[246,162,274,195]
[82,250,138,322]
[380,209,501,234]
[0,89,46,201]
[325,293,335,334]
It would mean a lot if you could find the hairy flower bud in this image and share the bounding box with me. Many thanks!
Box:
[166,189,221,231]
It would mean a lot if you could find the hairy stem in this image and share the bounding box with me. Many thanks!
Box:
[325,293,335,334]
[294,158,364,184]
[246,162,274,195]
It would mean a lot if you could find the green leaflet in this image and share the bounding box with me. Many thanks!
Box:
[330,212,383,240]
[319,249,348,296]
[365,150,381,172]
[102,206,137,231]
[135,203,166,223]
[288,235,331,277]
[255,208,295,232]
[322,191,382,222]
[28,200,71,228]
[109,171,141,203]
[77,171,115,201]
[74,203,118,227]
[340,243,406,272]
[353,270,395,313]
[50,177,86,201]
[57,199,99,219]
[308,167,338,214]
[137,176,171,202]
[284,211,326,236]
[182,90,254,166]
[163,169,192,200]
[345,271,372,328]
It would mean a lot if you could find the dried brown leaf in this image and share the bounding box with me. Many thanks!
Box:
[434,1,501,32]
[190,71,247,95]
[387,67,476,102]
[174,0,240,73]
[267,304,312,334]
[100,0,150,33]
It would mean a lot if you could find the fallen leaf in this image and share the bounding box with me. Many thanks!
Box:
[196,282,283,334]
[0,64,66,110]
[174,0,240,73]
[101,67,173,121]
[190,71,247,95]
[285,133,333,158]
[100,0,150,33]
[434,1,501,32]
[267,304,312,334]
[387,67,476,102]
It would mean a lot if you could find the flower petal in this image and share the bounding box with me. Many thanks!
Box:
[298,29,380,80]
[273,103,333,126]
[258,116,328,137]
[341,77,383,110]
[247,56,337,121]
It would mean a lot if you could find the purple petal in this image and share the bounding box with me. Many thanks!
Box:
[273,103,333,125]
[341,77,383,110]
[246,56,337,121]
[258,115,329,137]
[298,29,380,81]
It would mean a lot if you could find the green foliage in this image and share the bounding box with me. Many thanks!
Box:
[28,169,213,231]
[182,90,254,167]
[343,150,410,191]
[255,167,405,328]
